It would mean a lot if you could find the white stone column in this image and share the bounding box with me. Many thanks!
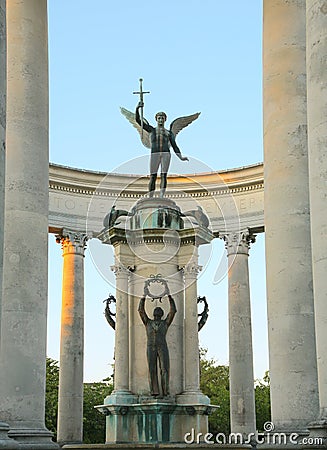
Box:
[111,264,131,395]
[0,1,57,448]
[0,0,5,327]
[263,0,319,431]
[56,230,88,446]
[223,230,256,435]
[306,0,327,426]
[183,263,201,395]
[0,1,19,448]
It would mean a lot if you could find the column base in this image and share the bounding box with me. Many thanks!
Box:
[103,390,138,406]
[0,422,20,449]
[307,418,327,448]
[8,427,59,450]
[176,390,210,406]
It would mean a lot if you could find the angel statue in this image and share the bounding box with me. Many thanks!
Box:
[120,101,200,198]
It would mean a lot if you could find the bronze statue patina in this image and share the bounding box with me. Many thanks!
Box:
[103,205,130,229]
[103,294,116,330]
[197,295,209,331]
[138,293,177,397]
[121,79,200,197]
[182,206,210,228]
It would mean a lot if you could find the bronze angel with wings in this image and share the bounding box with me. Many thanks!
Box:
[120,101,200,197]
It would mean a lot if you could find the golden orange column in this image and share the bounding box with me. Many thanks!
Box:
[56,230,89,446]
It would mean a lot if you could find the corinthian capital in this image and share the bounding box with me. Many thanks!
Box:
[182,263,202,279]
[110,263,134,278]
[221,229,256,256]
[56,229,90,256]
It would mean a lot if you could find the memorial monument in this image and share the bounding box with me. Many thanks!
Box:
[1,4,327,447]
[95,80,216,444]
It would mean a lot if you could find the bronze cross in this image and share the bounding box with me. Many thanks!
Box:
[133,78,150,137]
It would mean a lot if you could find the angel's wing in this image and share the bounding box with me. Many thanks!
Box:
[170,112,201,137]
[120,107,151,149]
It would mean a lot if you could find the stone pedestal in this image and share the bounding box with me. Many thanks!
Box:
[97,197,215,443]
[97,398,212,444]
[0,423,19,450]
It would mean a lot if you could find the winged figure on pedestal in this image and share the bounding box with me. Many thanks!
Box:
[120,102,200,197]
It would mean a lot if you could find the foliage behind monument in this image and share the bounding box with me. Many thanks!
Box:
[45,355,270,442]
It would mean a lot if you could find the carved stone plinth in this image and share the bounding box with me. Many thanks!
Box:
[0,422,19,449]
[95,397,213,444]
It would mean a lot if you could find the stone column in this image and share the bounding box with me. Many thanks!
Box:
[0,1,58,448]
[176,260,210,412]
[223,230,256,435]
[56,230,88,446]
[110,264,131,397]
[0,0,5,328]
[0,1,19,448]
[263,0,319,431]
[183,263,201,394]
[306,0,327,428]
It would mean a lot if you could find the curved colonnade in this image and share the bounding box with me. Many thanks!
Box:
[48,162,265,235]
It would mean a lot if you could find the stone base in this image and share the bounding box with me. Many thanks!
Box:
[95,396,212,444]
[63,445,253,450]
[7,427,58,450]
[176,391,210,406]
[306,419,327,448]
[0,422,20,449]
[102,391,138,406]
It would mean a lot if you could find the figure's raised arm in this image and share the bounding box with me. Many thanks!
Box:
[135,103,152,133]
[120,106,151,149]
[165,295,177,327]
[138,297,149,325]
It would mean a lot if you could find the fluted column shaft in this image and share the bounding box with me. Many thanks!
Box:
[306,0,327,421]
[263,0,319,430]
[223,230,256,435]
[0,0,5,330]
[183,264,201,393]
[0,1,57,448]
[0,2,19,448]
[112,264,130,392]
[56,231,88,446]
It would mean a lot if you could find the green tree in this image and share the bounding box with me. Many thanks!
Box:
[199,350,271,436]
[83,379,113,444]
[255,370,271,431]
[46,354,270,443]
[45,358,59,439]
[200,349,230,435]
[45,357,113,444]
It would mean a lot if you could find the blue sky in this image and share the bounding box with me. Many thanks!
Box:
[47,0,268,382]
